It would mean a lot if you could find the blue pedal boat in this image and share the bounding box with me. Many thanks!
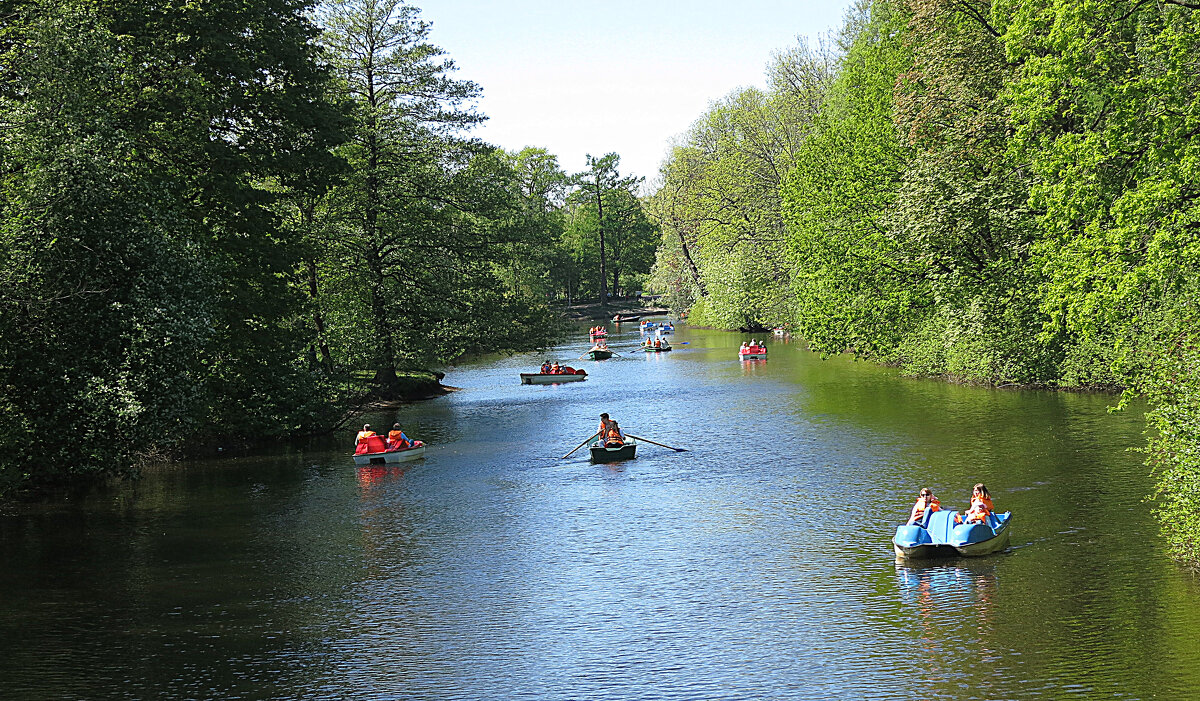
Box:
[893,509,1011,560]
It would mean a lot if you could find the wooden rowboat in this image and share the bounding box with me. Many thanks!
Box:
[520,372,586,384]
[590,438,637,463]
[893,510,1012,560]
[587,349,613,360]
[643,343,672,352]
[352,443,426,466]
[612,315,642,323]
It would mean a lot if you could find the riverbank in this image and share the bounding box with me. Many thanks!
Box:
[562,299,671,321]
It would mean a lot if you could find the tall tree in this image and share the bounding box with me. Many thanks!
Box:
[574,153,642,306]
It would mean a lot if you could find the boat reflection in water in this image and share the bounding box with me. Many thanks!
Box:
[895,559,1002,667]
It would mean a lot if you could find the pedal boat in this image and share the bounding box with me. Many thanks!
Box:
[590,438,637,463]
[893,510,1011,559]
[739,346,767,360]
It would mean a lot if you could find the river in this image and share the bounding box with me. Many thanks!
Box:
[2,323,1198,700]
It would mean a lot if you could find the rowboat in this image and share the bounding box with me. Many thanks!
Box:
[352,436,426,466]
[643,343,672,352]
[612,315,642,323]
[893,510,1012,559]
[586,349,613,360]
[521,371,586,384]
[739,346,767,360]
[590,438,637,463]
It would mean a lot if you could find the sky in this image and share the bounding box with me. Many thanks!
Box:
[418,0,855,188]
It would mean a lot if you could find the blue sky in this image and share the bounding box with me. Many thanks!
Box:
[418,0,854,187]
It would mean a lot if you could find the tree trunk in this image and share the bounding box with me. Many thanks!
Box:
[306,258,334,374]
[594,174,607,307]
[678,227,708,297]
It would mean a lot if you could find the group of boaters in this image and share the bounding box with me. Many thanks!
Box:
[740,340,765,351]
[645,336,668,349]
[588,326,606,336]
[908,484,995,526]
[539,360,582,374]
[355,423,422,452]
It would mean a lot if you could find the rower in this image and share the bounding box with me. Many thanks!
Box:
[550,362,562,374]
[540,360,552,373]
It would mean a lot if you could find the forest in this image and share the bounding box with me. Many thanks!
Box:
[0,0,658,495]
[649,0,1200,566]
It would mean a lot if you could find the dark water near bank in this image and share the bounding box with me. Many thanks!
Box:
[3,324,1198,700]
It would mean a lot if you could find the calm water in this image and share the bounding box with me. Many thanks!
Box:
[2,324,1199,700]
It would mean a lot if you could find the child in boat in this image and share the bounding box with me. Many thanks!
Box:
[550,362,562,374]
[604,421,626,447]
[540,361,552,373]
[908,488,940,525]
[963,483,994,524]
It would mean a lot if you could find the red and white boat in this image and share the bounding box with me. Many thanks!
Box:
[739,344,767,360]
[352,435,426,465]
[521,368,587,384]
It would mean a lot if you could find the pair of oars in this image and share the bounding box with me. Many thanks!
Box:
[560,432,687,459]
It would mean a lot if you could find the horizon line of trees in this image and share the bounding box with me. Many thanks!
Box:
[648,0,1200,568]
[0,0,657,497]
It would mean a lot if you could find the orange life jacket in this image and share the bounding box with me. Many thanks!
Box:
[605,428,624,445]
[910,496,940,522]
[356,430,376,442]
[388,430,409,448]
[964,496,993,523]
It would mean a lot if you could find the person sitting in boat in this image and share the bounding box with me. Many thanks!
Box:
[550,362,562,374]
[387,423,410,450]
[603,421,626,447]
[598,412,614,439]
[540,360,552,374]
[907,488,941,526]
[963,483,994,524]
[355,424,376,444]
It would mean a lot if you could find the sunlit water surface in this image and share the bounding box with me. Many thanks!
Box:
[2,324,1199,700]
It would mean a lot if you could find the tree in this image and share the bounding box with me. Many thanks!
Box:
[573,153,643,305]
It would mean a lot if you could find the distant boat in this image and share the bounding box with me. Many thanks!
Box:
[643,342,672,352]
[586,348,613,360]
[659,323,674,334]
[612,314,642,323]
[352,435,426,466]
[590,438,637,463]
[893,510,1012,559]
[739,345,767,360]
[521,370,586,384]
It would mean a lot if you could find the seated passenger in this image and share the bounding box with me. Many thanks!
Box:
[387,423,410,450]
[550,362,561,374]
[355,424,376,444]
[907,488,940,525]
[540,361,552,374]
[604,421,626,447]
[963,483,994,524]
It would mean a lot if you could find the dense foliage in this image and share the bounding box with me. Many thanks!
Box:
[0,0,657,496]
[650,0,1200,566]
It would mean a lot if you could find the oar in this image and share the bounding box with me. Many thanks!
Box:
[561,432,599,459]
[626,434,687,452]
